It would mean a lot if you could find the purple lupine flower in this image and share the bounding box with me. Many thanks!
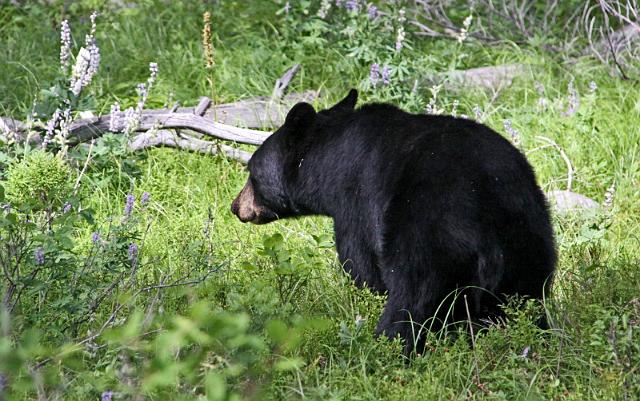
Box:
[335,0,344,6]
[369,63,380,87]
[345,0,359,12]
[520,346,530,358]
[503,119,521,146]
[35,247,45,265]
[62,202,72,213]
[589,81,597,92]
[283,1,291,14]
[381,66,391,85]
[367,3,378,20]
[128,243,139,267]
[91,232,100,244]
[101,390,113,401]
[124,194,135,217]
[140,191,150,206]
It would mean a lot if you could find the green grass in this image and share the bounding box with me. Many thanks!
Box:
[1,1,639,400]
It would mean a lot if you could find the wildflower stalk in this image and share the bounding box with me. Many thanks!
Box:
[202,11,217,121]
[450,14,472,71]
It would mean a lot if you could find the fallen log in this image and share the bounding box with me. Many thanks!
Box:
[547,190,599,214]
[428,64,529,91]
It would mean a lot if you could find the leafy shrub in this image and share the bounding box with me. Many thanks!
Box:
[4,151,73,211]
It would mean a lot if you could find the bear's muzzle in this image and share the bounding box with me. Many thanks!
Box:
[231,180,276,224]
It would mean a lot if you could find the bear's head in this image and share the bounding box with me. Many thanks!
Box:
[231,89,358,224]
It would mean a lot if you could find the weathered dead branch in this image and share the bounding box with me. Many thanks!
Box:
[69,111,271,145]
[129,130,252,164]
[0,65,318,164]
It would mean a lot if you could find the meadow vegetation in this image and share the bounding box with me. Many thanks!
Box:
[0,1,639,400]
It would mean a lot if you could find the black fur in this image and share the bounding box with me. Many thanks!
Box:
[235,90,556,353]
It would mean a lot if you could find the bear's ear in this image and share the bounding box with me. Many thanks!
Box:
[325,89,358,115]
[284,102,316,131]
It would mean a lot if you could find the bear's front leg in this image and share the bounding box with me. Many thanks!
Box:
[334,223,386,293]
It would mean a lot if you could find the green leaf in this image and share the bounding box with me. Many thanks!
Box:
[274,357,305,371]
[205,372,227,401]
[266,319,288,344]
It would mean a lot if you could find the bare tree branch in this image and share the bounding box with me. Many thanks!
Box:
[69,108,271,145]
[272,64,301,100]
[129,130,252,164]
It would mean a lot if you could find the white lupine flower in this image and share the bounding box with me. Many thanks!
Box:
[123,62,159,134]
[59,20,71,71]
[398,8,406,23]
[395,9,406,51]
[603,183,615,209]
[451,100,459,117]
[472,105,483,120]
[84,12,100,86]
[148,62,158,86]
[42,108,62,148]
[89,11,98,35]
[136,83,147,98]
[563,80,579,117]
[53,108,73,155]
[86,42,100,84]
[457,14,473,43]
[69,47,91,96]
[124,107,137,134]
[68,11,100,96]
[317,0,331,18]
[109,102,121,132]
[395,26,406,52]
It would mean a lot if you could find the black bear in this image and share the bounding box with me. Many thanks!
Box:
[231,89,556,353]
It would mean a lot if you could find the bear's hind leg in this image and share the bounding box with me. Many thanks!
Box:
[375,269,453,355]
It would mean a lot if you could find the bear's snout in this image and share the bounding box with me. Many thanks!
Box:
[231,181,256,223]
[231,180,275,224]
